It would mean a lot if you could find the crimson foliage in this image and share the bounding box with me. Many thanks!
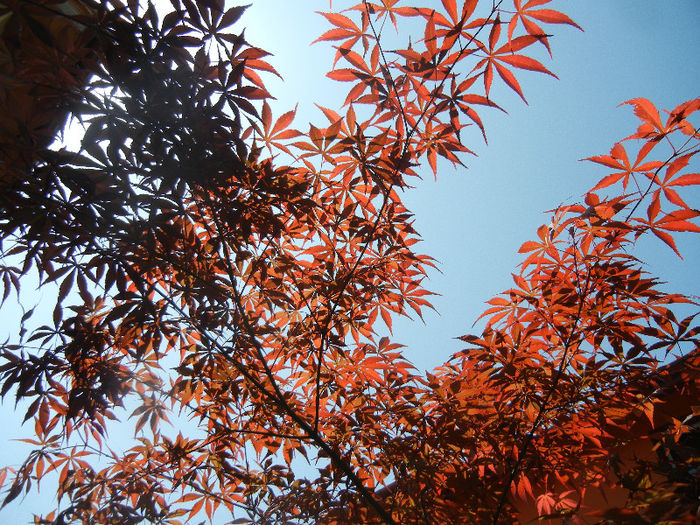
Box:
[0,1,698,523]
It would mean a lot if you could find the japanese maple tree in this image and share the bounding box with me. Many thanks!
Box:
[0,0,698,524]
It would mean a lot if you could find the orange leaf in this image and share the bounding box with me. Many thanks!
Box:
[312,27,358,43]
[327,69,362,82]
[441,0,458,23]
[526,9,582,30]
[658,220,700,233]
[489,16,501,51]
[622,98,664,131]
[318,11,359,31]
[425,16,437,55]
[380,308,393,333]
[651,228,682,258]
[498,54,557,77]
[271,105,297,136]
[591,172,626,191]
[494,62,526,102]
[187,497,204,521]
[338,48,370,73]
[518,241,542,253]
[669,173,700,187]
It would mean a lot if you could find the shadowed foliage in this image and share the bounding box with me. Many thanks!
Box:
[0,1,698,523]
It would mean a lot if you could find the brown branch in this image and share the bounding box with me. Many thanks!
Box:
[491,229,592,524]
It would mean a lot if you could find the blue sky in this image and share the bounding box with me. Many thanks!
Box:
[241,0,700,370]
[1,0,699,522]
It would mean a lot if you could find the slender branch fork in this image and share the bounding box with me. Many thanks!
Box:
[491,129,700,523]
[174,2,506,522]
[173,187,399,522]
[306,1,503,521]
[491,230,593,524]
[3,1,397,520]
[16,2,689,524]
[8,2,510,521]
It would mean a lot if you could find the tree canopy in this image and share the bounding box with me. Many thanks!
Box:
[0,1,698,523]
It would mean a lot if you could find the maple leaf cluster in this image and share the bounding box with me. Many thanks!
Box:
[0,0,697,524]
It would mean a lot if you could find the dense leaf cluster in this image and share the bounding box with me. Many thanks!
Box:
[0,1,698,524]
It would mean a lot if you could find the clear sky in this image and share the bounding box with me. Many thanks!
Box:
[1,0,699,522]
[240,0,700,370]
